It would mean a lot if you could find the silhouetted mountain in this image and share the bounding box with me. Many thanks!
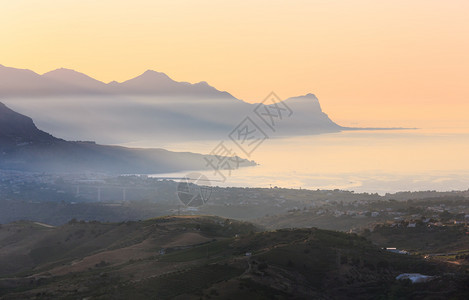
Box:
[0,65,236,98]
[0,102,58,150]
[0,65,344,143]
[114,70,234,98]
[0,65,55,97]
[271,93,341,135]
[0,102,254,173]
[42,68,108,92]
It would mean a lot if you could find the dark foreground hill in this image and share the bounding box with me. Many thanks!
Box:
[0,216,467,299]
[0,102,254,173]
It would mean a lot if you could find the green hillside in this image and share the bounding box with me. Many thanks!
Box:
[0,216,467,299]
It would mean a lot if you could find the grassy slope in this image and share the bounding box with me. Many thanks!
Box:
[363,223,469,253]
[0,216,467,299]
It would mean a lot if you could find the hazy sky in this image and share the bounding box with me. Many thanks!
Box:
[1,0,468,126]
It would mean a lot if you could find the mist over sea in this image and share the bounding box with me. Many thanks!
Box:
[4,96,469,194]
[140,128,469,195]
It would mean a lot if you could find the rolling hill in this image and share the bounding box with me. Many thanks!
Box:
[0,216,467,299]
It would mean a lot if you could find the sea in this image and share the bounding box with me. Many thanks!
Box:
[135,127,469,195]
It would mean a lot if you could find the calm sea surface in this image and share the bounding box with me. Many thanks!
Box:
[140,127,469,195]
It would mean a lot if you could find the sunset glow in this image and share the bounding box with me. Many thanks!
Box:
[1,0,468,126]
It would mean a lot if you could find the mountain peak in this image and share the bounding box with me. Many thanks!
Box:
[292,93,318,99]
[0,65,237,99]
[0,64,40,77]
[143,69,160,74]
[46,67,73,72]
[116,70,185,94]
[42,68,105,86]
[122,69,175,84]
[140,69,166,76]
[43,67,80,76]
[292,92,317,98]
[282,93,323,113]
[284,93,319,103]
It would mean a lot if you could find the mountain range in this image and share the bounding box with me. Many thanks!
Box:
[0,102,254,173]
[0,65,342,144]
[0,65,235,98]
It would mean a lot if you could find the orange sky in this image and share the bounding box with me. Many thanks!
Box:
[1,0,468,127]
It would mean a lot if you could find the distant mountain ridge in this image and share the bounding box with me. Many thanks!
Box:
[0,65,236,98]
[0,102,254,173]
[0,64,344,143]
